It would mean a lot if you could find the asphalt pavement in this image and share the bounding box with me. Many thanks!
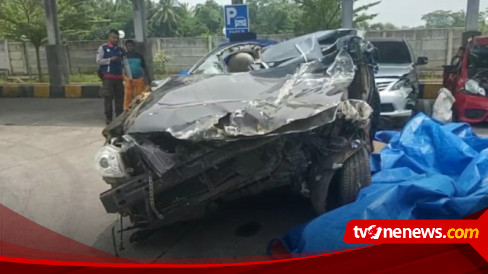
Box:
[1,98,487,261]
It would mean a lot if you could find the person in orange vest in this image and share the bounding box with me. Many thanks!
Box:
[123,39,149,111]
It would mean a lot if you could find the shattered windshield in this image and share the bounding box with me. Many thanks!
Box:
[371,41,412,64]
[262,34,323,65]
[468,45,488,75]
[190,37,323,75]
[191,48,225,74]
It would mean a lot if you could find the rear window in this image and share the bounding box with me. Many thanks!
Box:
[371,41,412,64]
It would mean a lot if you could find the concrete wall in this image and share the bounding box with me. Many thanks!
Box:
[10,43,28,75]
[0,28,464,77]
[65,41,103,74]
[157,37,211,73]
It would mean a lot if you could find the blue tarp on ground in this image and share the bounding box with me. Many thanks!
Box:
[277,113,488,255]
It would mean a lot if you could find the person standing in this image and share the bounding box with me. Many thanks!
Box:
[123,39,149,111]
[96,29,125,125]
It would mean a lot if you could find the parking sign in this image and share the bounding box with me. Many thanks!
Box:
[224,4,249,39]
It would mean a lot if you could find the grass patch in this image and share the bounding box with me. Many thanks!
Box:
[0,74,171,84]
[69,74,100,83]
[0,74,100,84]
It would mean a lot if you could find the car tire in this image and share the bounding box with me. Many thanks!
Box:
[310,147,372,214]
[326,147,372,211]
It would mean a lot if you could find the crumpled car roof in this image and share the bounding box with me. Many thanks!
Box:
[121,30,370,142]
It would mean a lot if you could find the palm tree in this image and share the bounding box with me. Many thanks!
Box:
[176,2,194,18]
[150,0,180,37]
[193,0,224,35]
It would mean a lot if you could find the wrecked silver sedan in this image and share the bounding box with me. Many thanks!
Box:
[95,29,380,241]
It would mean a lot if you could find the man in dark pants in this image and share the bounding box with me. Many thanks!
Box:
[96,29,125,125]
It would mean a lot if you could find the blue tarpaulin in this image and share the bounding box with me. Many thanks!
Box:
[277,113,488,254]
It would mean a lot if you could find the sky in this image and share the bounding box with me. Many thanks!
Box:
[181,0,488,27]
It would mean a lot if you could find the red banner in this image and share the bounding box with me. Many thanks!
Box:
[1,204,487,272]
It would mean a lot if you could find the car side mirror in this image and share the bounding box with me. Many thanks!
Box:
[417,56,428,66]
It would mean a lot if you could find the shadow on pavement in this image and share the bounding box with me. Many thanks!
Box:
[92,187,315,261]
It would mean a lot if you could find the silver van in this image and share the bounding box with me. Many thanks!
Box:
[368,38,428,127]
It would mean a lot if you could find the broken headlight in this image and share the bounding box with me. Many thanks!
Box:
[464,79,486,96]
[94,145,127,178]
[387,78,413,98]
[390,79,410,91]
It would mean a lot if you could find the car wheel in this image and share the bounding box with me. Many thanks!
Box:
[310,147,372,214]
[326,147,372,211]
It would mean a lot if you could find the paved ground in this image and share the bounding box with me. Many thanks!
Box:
[1,98,487,261]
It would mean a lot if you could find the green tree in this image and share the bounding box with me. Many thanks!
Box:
[57,0,98,41]
[481,11,488,34]
[0,0,47,80]
[353,0,381,27]
[421,10,466,28]
[295,0,380,33]
[247,0,302,34]
[0,0,136,81]
[149,0,180,37]
[194,0,224,35]
[368,22,398,30]
[355,21,369,30]
[84,0,134,40]
[421,9,488,33]
[174,2,208,37]
[57,0,135,41]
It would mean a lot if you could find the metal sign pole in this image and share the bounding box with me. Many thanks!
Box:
[466,0,480,31]
[341,0,353,29]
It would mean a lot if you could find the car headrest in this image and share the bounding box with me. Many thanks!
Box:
[227,52,255,73]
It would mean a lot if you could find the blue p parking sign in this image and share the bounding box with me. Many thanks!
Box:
[224,4,249,39]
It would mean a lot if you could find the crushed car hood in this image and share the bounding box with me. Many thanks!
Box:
[122,50,357,142]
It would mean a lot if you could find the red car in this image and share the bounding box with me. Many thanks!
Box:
[443,36,488,124]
